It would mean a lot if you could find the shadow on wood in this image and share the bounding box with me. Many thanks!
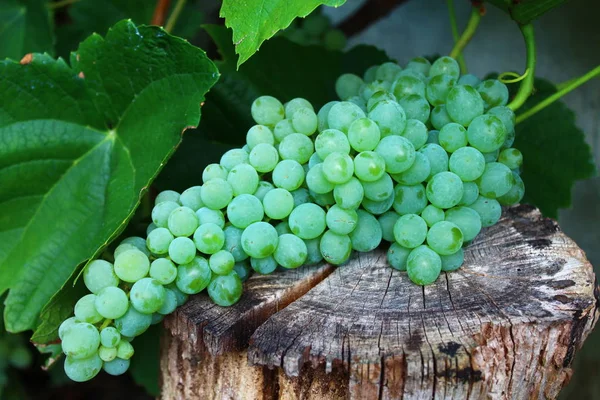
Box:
[160,205,598,399]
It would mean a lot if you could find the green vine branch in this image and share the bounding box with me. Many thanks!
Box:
[507,23,536,111]
[165,0,187,33]
[446,0,467,73]
[449,6,482,61]
[516,64,600,123]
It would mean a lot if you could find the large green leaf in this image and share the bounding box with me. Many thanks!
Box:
[0,20,219,332]
[514,78,596,218]
[220,0,346,67]
[485,0,566,24]
[0,0,54,59]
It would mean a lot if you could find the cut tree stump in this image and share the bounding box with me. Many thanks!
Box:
[160,205,599,400]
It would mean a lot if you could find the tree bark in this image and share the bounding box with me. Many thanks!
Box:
[160,205,598,399]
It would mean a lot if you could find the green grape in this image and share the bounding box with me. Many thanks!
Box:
[368,100,406,137]
[306,163,335,194]
[100,327,121,348]
[288,203,326,240]
[167,207,199,238]
[64,354,102,382]
[401,119,428,150]
[146,223,157,236]
[249,143,279,173]
[130,278,166,314]
[95,287,128,319]
[391,74,426,99]
[335,73,363,100]
[165,283,189,306]
[348,118,381,152]
[61,322,100,360]
[223,225,248,262]
[406,245,442,285]
[326,205,358,235]
[430,105,452,130]
[349,209,382,252]
[333,177,364,209]
[74,294,102,324]
[251,96,285,126]
[274,119,295,142]
[146,228,172,254]
[272,160,305,191]
[261,188,294,220]
[398,94,430,123]
[312,189,336,208]
[246,125,275,149]
[317,101,339,133]
[426,171,464,209]
[430,56,460,79]
[308,153,323,169]
[363,65,379,83]
[362,173,394,201]
[202,163,229,183]
[476,162,515,198]
[120,236,150,254]
[498,148,523,169]
[488,106,516,136]
[273,234,308,269]
[376,62,403,82]
[83,260,119,294]
[419,144,449,181]
[354,151,386,182]
[427,221,463,255]
[155,190,180,205]
[498,172,525,205]
[327,101,365,133]
[393,184,427,215]
[459,181,479,206]
[304,237,324,265]
[366,91,397,112]
[393,214,427,248]
[285,98,313,118]
[99,346,117,362]
[421,205,445,227]
[151,200,179,228]
[391,151,431,185]
[501,129,516,149]
[241,222,279,257]
[227,164,260,196]
[362,192,395,215]
[114,249,150,283]
[426,74,456,106]
[226,194,264,229]
[467,114,507,153]
[324,29,346,50]
[233,261,252,282]
[405,56,431,75]
[201,178,234,210]
[253,181,274,201]
[176,256,212,294]
[279,133,314,164]
[439,123,468,153]
[149,258,177,285]
[320,230,352,265]
[290,188,310,208]
[350,97,367,112]
[483,149,500,163]
[458,74,481,87]
[251,256,278,274]
[446,85,484,126]
[151,313,164,325]
[315,129,350,159]
[476,79,509,110]
[360,80,390,101]
[441,248,465,272]
[449,147,485,182]
[220,148,249,170]
[117,340,134,359]
[427,130,440,145]
[59,317,77,340]
[196,207,225,228]
[445,206,482,242]
[168,237,196,265]
[208,271,243,306]
[387,242,411,271]
[375,135,415,174]
[378,211,400,242]
[468,196,502,227]
[179,186,204,211]
[209,250,235,275]
[322,152,354,184]
[103,358,130,376]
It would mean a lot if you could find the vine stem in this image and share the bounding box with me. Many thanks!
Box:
[165,0,187,33]
[449,6,482,60]
[151,0,171,26]
[446,0,468,73]
[47,0,80,9]
[507,24,536,111]
[516,64,600,123]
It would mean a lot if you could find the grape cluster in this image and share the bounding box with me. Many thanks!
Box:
[279,10,347,51]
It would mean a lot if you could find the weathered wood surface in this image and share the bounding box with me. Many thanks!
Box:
[160,205,599,399]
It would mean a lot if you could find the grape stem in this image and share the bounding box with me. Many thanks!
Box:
[449,6,482,62]
[446,0,468,73]
[507,24,536,111]
[165,0,187,33]
[516,64,600,124]
[47,0,80,9]
[99,318,112,330]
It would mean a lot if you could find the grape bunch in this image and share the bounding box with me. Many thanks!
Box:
[279,10,347,51]
[58,55,524,383]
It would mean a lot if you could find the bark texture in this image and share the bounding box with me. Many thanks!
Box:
[160,205,599,400]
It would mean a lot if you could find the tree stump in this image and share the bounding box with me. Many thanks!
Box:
[160,205,599,399]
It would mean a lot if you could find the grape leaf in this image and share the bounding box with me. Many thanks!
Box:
[0,0,54,59]
[485,0,566,24]
[0,20,219,333]
[514,78,596,218]
[220,0,346,67]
